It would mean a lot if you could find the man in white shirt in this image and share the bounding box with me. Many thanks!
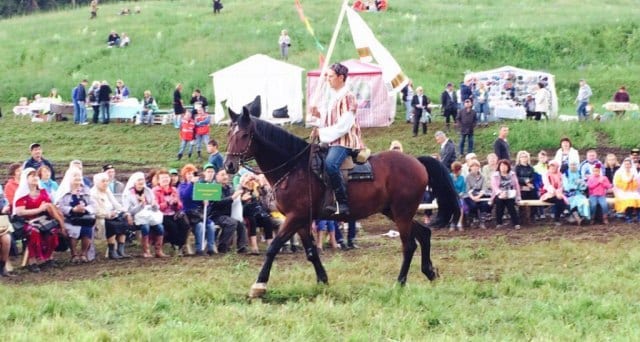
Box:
[310,63,364,216]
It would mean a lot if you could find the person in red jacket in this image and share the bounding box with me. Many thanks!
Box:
[177,111,195,160]
[193,105,211,162]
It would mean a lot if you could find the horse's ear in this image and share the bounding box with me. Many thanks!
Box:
[240,105,252,126]
[229,107,239,123]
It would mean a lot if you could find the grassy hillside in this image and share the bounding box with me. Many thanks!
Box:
[1,0,640,113]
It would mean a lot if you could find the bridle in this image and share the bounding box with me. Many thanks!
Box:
[227,123,311,184]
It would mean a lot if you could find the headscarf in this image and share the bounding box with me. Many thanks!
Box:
[122,172,147,202]
[54,166,83,204]
[12,167,37,216]
[92,172,110,192]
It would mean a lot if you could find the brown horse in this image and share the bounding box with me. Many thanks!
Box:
[224,108,459,298]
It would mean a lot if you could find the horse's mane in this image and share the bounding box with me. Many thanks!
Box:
[253,118,309,157]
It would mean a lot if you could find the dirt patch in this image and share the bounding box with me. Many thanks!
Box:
[3,214,637,285]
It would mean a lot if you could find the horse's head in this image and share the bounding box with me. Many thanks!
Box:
[224,106,254,174]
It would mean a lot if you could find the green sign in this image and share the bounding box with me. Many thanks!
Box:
[193,183,222,201]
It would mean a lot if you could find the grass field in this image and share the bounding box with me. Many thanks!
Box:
[3,0,640,340]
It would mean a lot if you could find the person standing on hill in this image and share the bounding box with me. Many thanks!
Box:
[435,131,456,171]
[98,80,112,124]
[190,89,209,113]
[411,86,429,137]
[90,0,98,19]
[440,83,458,132]
[72,79,88,125]
[534,82,551,121]
[456,98,477,156]
[173,83,185,124]
[213,0,223,14]
[493,125,510,162]
[278,30,291,60]
[575,79,592,121]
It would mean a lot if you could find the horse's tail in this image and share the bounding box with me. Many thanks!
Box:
[417,156,460,228]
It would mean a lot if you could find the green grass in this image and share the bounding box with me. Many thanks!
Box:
[2,231,640,340]
[0,0,640,113]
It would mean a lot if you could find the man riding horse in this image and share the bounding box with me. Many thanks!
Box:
[310,63,363,217]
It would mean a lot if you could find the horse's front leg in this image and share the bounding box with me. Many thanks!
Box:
[397,219,417,285]
[250,219,298,298]
[297,226,328,284]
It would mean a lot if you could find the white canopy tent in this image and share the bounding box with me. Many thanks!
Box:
[210,54,305,124]
[464,66,558,119]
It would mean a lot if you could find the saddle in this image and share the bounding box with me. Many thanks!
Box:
[310,144,373,215]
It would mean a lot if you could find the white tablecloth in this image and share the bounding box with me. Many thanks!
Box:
[494,106,526,120]
[602,102,639,112]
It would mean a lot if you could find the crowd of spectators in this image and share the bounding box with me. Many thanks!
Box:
[430,126,640,232]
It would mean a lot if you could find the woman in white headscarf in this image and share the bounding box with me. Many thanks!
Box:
[13,168,66,272]
[91,172,133,259]
[55,167,96,263]
[122,172,165,258]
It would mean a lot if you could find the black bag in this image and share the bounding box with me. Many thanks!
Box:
[105,213,130,235]
[68,214,96,227]
[9,216,26,240]
[31,217,59,234]
[246,95,261,118]
[186,209,204,226]
[56,233,70,252]
[272,105,289,119]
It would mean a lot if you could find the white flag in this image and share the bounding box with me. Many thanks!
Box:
[345,6,408,93]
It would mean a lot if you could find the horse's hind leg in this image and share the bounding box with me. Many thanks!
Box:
[413,219,438,281]
[397,219,417,285]
[297,227,328,284]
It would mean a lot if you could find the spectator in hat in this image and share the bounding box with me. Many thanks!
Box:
[24,143,56,182]
[103,164,125,202]
[169,168,180,187]
[613,158,640,223]
[630,148,640,173]
[586,162,612,224]
[207,139,224,172]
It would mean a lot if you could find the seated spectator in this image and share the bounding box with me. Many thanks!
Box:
[586,163,612,224]
[533,150,549,176]
[461,152,478,177]
[169,168,180,188]
[37,165,58,198]
[140,90,158,125]
[554,137,580,176]
[612,158,640,223]
[120,33,130,47]
[122,172,165,258]
[579,149,601,180]
[48,88,62,103]
[449,161,466,231]
[177,164,216,256]
[103,164,125,201]
[482,153,498,186]
[13,97,31,115]
[464,159,491,229]
[515,151,540,220]
[490,159,521,229]
[0,218,12,276]
[240,172,277,254]
[604,153,620,186]
[210,170,248,254]
[613,86,630,103]
[2,163,22,214]
[562,161,590,225]
[13,168,66,272]
[114,80,130,101]
[120,7,130,15]
[540,160,568,226]
[107,31,120,47]
[55,167,96,263]
[91,172,133,259]
[153,169,189,255]
[69,160,93,188]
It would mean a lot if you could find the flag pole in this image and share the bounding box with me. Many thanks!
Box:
[311,0,349,107]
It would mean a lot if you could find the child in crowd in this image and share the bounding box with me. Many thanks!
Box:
[177,111,195,160]
[193,105,211,162]
[314,220,339,251]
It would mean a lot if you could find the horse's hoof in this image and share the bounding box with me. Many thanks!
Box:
[249,282,267,298]
[427,267,439,281]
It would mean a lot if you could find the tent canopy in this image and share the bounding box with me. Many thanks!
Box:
[306,59,396,127]
[464,65,558,118]
[210,54,304,123]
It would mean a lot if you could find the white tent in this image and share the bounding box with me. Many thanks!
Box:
[210,54,305,124]
[464,66,558,119]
